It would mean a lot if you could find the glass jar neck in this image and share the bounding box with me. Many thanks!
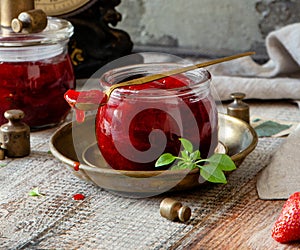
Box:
[0,41,68,62]
[0,17,73,62]
[100,63,212,100]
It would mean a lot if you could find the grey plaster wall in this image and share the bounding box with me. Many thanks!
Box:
[116,0,300,59]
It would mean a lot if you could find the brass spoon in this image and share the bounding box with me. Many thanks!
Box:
[75,51,255,110]
[105,51,255,97]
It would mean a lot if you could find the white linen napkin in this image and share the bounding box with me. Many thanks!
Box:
[207,22,300,101]
[206,23,300,200]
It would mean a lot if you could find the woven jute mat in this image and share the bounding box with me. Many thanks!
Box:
[0,101,299,249]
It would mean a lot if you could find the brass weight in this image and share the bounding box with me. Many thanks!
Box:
[227,92,250,123]
[0,0,34,27]
[0,110,30,158]
[11,9,48,33]
[0,0,47,34]
[160,198,191,222]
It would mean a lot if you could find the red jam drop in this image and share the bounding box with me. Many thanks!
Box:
[0,54,75,128]
[96,74,218,171]
[73,193,85,200]
[64,89,108,123]
[73,161,80,171]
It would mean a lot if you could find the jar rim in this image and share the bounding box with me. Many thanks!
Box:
[100,63,212,99]
[0,17,73,47]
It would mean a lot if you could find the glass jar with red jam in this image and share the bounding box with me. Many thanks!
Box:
[0,17,75,129]
[95,63,218,171]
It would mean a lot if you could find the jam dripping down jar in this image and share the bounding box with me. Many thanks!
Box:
[0,14,75,129]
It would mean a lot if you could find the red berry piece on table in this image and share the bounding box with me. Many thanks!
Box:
[272,192,300,243]
[73,193,85,200]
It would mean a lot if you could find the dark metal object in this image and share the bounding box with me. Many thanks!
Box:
[65,0,133,78]
[160,198,191,222]
[0,110,30,158]
[0,0,133,78]
[227,92,250,123]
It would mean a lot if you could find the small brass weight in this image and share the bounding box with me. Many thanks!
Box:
[227,92,250,123]
[160,198,191,222]
[1,0,47,34]
[0,110,30,159]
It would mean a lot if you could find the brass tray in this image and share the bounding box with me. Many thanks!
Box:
[49,113,258,197]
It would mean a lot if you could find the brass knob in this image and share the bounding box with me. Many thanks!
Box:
[227,92,250,123]
[160,198,191,222]
[11,9,47,33]
[0,0,34,28]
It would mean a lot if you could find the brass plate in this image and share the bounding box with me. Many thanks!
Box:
[82,142,227,169]
[49,113,258,197]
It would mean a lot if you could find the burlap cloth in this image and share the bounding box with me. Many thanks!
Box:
[0,102,299,249]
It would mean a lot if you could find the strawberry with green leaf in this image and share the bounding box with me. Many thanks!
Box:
[155,138,236,184]
[272,192,300,243]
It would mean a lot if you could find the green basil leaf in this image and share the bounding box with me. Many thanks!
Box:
[179,138,193,153]
[155,138,236,185]
[171,161,197,170]
[186,162,198,170]
[171,161,187,170]
[28,187,45,197]
[181,150,189,160]
[155,153,176,167]
[200,164,227,183]
[206,153,236,171]
[190,150,201,161]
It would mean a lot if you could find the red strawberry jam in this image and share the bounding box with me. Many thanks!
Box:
[0,54,75,128]
[0,17,74,129]
[95,64,218,171]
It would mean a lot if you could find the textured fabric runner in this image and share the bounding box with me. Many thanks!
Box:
[0,102,299,249]
[257,123,300,199]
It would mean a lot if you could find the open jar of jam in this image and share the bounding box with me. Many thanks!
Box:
[95,63,219,171]
[0,17,75,129]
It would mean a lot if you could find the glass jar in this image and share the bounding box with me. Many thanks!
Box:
[95,63,219,171]
[0,17,75,129]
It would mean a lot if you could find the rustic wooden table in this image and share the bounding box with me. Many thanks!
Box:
[1,100,300,250]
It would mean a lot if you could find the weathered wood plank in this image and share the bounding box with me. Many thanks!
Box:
[172,181,300,249]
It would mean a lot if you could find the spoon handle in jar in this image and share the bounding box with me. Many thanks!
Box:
[105,51,255,97]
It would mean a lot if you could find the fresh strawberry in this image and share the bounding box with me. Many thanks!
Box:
[271,192,300,243]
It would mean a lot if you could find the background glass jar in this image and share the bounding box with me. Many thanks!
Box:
[0,17,75,129]
[95,63,219,171]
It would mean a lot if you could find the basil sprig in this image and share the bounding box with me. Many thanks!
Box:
[155,138,236,184]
